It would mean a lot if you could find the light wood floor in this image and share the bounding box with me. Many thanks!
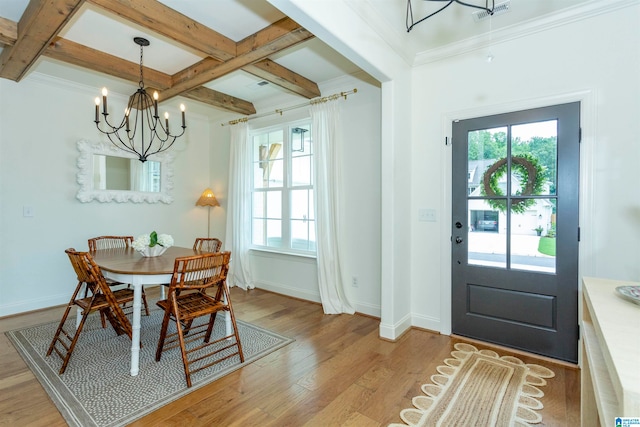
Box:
[0,287,580,426]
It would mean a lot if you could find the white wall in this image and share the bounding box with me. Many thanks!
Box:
[410,3,640,333]
[0,73,214,316]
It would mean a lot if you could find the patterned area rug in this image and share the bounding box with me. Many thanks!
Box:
[390,343,555,427]
[6,308,294,427]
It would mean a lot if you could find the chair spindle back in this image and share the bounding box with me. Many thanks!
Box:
[193,237,223,253]
[88,236,134,251]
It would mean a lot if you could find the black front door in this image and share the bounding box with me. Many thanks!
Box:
[451,102,580,363]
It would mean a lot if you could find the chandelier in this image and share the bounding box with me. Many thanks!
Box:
[406,0,495,32]
[94,37,186,162]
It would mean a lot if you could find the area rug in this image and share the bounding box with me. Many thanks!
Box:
[390,343,555,427]
[6,308,294,427]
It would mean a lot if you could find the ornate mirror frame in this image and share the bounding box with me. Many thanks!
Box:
[76,139,175,203]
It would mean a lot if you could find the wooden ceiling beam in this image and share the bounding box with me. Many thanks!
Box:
[45,37,255,113]
[45,38,173,90]
[242,59,320,99]
[180,86,256,116]
[0,0,86,81]
[236,17,306,57]
[87,0,236,61]
[162,17,314,101]
[0,4,317,115]
[0,16,16,47]
[85,1,319,100]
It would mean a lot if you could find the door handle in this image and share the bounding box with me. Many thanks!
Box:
[455,236,463,244]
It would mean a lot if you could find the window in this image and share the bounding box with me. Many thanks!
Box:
[251,121,315,254]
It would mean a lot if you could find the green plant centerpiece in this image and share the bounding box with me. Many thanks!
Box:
[132,231,174,257]
[481,154,546,214]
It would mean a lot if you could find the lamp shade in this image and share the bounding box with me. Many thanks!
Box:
[195,188,220,207]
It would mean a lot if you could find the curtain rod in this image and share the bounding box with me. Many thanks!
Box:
[221,88,358,126]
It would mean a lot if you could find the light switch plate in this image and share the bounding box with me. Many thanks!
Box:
[418,208,436,222]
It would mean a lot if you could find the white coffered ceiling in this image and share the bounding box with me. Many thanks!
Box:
[0,0,595,119]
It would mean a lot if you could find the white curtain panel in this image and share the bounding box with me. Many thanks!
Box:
[225,121,254,290]
[311,100,355,314]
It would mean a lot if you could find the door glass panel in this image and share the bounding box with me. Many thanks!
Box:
[511,120,557,196]
[469,201,506,268]
[510,198,556,273]
[467,127,507,196]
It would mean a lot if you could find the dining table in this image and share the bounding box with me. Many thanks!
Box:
[91,245,231,376]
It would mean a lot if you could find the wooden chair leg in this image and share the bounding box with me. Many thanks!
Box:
[46,304,74,357]
[59,309,92,374]
[82,281,107,329]
[48,306,92,375]
[203,313,217,342]
[224,287,245,363]
[102,307,128,335]
[155,308,172,362]
[141,287,150,316]
[173,315,193,388]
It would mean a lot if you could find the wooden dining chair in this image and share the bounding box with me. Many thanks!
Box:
[47,248,133,374]
[193,237,223,253]
[87,235,134,251]
[88,235,150,323]
[155,251,244,387]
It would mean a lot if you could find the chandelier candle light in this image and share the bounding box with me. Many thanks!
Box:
[94,37,186,163]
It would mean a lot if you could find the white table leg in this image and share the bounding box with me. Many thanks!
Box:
[100,269,172,377]
[225,312,231,336]
[130,278,142,376]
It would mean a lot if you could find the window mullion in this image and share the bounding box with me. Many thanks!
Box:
[282,127,291,248]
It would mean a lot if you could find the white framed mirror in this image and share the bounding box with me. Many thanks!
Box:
[76,139,175,203]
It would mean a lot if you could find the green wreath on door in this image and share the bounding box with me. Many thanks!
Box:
[481,154,546,214]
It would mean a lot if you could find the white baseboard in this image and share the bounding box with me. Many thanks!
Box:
[254,280,382,318]
[411,313,442,333]
[379,312,412,341]
[255,280,322,304]
[352,301,381,318]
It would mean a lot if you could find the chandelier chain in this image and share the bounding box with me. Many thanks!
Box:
[139,44,144,89]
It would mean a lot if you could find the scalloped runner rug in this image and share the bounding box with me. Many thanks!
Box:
[390,343,555,427]
[6,308,294,427]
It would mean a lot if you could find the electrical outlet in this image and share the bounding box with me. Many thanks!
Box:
[352,276,358,287]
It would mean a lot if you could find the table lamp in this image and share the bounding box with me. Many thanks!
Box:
[195,188,219,238]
